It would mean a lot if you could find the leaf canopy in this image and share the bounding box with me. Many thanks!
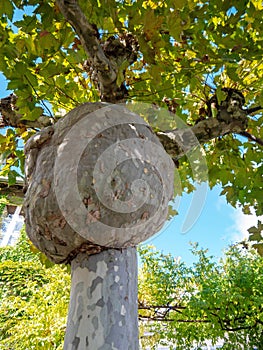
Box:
[0,0,262,249]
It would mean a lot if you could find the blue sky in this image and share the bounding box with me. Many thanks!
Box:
[145,185,254,264]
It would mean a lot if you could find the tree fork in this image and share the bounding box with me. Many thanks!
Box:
[55,0,137,102]
[64,248,139,350]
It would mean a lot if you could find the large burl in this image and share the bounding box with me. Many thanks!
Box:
[23,103,174,264]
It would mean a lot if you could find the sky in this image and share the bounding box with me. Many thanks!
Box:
[145,185,261,264]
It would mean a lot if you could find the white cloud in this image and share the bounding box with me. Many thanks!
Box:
[230,208,263,242]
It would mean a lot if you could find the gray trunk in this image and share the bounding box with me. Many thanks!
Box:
[64,247,139,350]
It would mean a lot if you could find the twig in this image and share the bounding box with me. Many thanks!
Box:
[138,315,210,323]
[245,106,263,115]
[238,131,263,146]
[24,74,54,118]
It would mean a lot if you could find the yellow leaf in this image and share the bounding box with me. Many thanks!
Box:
[251,0,263,10]
[142,0,160,9]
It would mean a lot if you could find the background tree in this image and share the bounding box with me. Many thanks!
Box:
[0,0,262,348]
[138,244,263,349]
[0,229,70,349]
[1,232,262,349]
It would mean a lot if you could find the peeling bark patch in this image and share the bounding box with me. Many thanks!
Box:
[87,255,98,272]
[90,276,103,295]
[72,337,80,350]
[110,281,119,292]
[77,296,84,316]
[92,315,99,330]
[115,275,120,283]
[121,305,126,316]
[75,281,84,294]
[86,304,96,312]
[96,298,105,307]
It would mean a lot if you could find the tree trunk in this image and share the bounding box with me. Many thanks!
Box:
[64,247,139,350]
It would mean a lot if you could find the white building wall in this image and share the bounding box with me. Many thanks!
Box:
[0,206,24,246]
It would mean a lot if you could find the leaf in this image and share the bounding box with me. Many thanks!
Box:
[252,243,263,256]
[171,0,188,11]
[21,107,43,121]
[14,15,38,33]
[0,0,14,20]
[8,170,19,186]
[167,13,183,41]
[150,65,162,84]
[143,10,163,41]
[216,87,227,105]
[248,220,263,242]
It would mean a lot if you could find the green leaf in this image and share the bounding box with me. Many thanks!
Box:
[252,243,263,256]
[14,15,39,33]
[215,87,227,105]
[0,0,14,20]
[8,170,19,186]
[248,221,263,242]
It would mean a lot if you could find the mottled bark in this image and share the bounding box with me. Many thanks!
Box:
[64,248,138,350]
[22,103,174,349]
[23,103,174,263]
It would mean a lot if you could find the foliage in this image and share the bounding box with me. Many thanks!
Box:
[1,231,262,349]
[0,228,70,349]
[0,227,39,262]
[138,244,263,349]
[248,220,263,256]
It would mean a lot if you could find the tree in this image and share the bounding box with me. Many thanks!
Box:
[0,0,262,348]
[0,229,70,349]
[138,244,263,349]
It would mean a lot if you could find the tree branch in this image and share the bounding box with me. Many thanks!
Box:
[157,116,249,159]
[56,0,112,78]
[0,94,53,129]
[246,106,263,115]
[139,304,187,311]
[157,90,262,159]
[138,304,261,331]
[139,315,210,323]
[56,0,137,102]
